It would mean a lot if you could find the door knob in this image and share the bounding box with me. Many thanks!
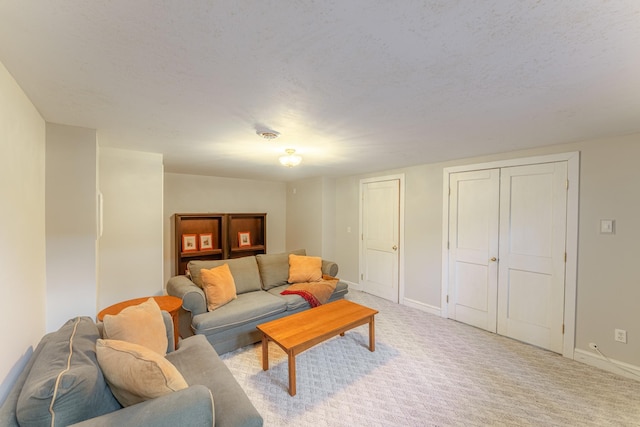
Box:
[490,257,497,262]
[392,245,398,251]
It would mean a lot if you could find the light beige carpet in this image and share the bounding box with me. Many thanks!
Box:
[221,290,640,426]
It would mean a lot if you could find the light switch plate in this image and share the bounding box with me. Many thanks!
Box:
[600,219,615,234]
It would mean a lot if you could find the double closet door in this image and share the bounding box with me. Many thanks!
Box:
[447,161,568,353]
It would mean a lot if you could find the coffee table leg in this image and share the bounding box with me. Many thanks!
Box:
[262,334,269,371]
[369,316,375,352]
[288,351,296,396]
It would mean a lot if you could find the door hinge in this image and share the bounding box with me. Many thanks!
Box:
[565,252,567,262]
[446,295,449,303]
[447,241,450,250]
[566,179,569,190]
[448,187,451,196]
[360,273,363,280]
[562,324,565,334]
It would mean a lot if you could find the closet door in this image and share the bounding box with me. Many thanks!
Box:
[497,162,568,353]
[448,169,500,332]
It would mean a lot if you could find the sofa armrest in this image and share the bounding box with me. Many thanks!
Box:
[322,260,339,277]
[69,385,214,427]
[167,275,207,316]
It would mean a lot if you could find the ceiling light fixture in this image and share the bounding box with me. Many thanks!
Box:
[257,130,279,140]
[279,149,302,168]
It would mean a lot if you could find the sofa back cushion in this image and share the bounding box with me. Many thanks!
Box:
[16,317,121,426]
[256,249,306,290]
[188,256,262,294]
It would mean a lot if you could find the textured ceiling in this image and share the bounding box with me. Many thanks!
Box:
[1,1,639,181]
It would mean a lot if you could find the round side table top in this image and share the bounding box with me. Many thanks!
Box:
[97,295,182,321]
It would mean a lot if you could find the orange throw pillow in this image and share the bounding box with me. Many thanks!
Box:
[96,339,188,407]
[288,254,322,283]
[102,298,168,356]
[201,263,237,311]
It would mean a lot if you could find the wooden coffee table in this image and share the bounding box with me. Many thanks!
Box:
[257,299,378,396]
[97,295,183,346]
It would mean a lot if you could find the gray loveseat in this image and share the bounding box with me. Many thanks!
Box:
[166,250,349,355]
[0,312,262,427]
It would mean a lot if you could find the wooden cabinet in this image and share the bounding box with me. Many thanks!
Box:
[174,213,225,276]
[174,213,266,275]
[227,213,267,259]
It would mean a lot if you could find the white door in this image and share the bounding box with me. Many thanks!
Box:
[497,163,568,353]
[448,169,500,332]
[361,179,400,302]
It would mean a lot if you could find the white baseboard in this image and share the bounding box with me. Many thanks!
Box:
[402,298,441,316]
[574,348,640,381]
[345,283,441,316]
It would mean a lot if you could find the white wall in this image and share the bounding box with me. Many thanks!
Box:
[163,173,287,283]
[0,61,46,401]
[286,177,337,260]
[45,124,98,331]
[286,178,323,256]
[321,177,337,262]
[98,147,164,308]
[329,133,640,368]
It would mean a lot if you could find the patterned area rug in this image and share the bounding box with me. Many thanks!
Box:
[220,290,640,426]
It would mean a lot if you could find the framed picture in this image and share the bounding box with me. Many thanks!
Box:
[199,233,213,250]
[238,231,251,247]
[182,234,198,252]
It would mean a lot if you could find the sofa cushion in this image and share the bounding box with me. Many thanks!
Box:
[103,298,168,356]
[166,335,262,427]
[256,249,306,290]
[16,317,121,427]
[192,290,286,335]
[201,263,238,311]
[288,254,323,283]
[267,285,309,311]
[329,280,350,300]
[268,280,350,310]
[188,256,262,294]
[96,339,188,407]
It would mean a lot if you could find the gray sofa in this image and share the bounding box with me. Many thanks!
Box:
[0,312,262,427]
[167,250,349,355]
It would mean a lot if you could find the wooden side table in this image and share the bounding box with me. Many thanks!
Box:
[97,295,183,346]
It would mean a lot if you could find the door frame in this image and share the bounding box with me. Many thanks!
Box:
[359,174,405,303]
[441,152,580,358]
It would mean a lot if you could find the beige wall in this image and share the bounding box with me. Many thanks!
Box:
[286,177,337,260]
[330,134,640,367]
[98,147,164,308]
[163,173,287,283]
[0,61,46,400]
[45,124,98,331]
[286,177,323,256]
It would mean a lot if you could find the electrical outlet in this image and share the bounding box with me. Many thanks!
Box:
[615,329,627,343]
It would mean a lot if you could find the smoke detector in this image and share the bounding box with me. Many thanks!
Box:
[257,130,279,140]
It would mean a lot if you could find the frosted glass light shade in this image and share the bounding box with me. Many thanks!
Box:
[279,149,302,167]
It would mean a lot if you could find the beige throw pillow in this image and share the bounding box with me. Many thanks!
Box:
[102,298,168,356]
[201,263,237,311]
[288,254,322,283]
[96,339,188,407]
